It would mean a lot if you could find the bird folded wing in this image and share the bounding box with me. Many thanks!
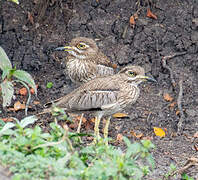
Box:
[96,65,115,76]
[69,88,119,111]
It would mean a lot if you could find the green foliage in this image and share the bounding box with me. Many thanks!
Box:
[164,163,177,179]
[8,0,19,4]
[0,117,155,180]
[0,46,37,113]
[182,173,194,180]
[0,80,14,107]
[47,82,53,88]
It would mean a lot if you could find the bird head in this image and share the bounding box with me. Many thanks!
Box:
[118,66,157,85]
[54,37,99,60]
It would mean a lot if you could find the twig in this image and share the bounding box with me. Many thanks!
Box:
[77,113,84,143]
[171,157,198,176]
[33,128,67,149]
[33,124,74,152]
[177,78,185,133]
[161,52,186,88]
[122,24,129,39]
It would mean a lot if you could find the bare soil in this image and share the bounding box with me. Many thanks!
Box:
[0,0,198,179]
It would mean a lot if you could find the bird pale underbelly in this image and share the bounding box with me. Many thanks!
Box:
[66,59,96,84]
[66,59,114,84]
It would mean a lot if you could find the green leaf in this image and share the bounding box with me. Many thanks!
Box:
[1,68,11,80]
[46,82,53,88]
[69,132,93,138]
[0,80,14,107]
[146,154,155,169]
[13,70,37,95]
[123,136,131,147]
[182,173,194,180]
[0,119,6,127]
[141,140,155,149]
[0,122,16,136]
[9,0,19,4]
[125,142,141,159]
[19,116,38,128]
[0,46,12,71]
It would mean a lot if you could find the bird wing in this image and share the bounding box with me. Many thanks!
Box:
[96,64,115,76]
[56,77,120,111]
[73,89,119,110]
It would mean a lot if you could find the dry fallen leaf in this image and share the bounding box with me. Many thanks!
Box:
[194,144,198,152]
[90,117,95,123]
[14,101,26,111]
[19,87,27,96]
[176,110,180,115]
[129,12,138,27]
[33,101,40,105]
[68,122,78,129]
[153,127,166,137]
[169,102,176,110]
[113,113,128,118]
[163,93,174,102]
[142,136,153,140]
[2,117,14,122]
[116,133,123,142]
[112,63,117,69]
[130,130,144,139]
[30,85,38,94]
[76,115,87,123]
[27,11,34,25]
[147,8,157,19]
[129,15,135,26]
[193,132,198,138]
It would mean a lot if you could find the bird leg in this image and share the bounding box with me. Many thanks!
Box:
[77,113,84,133]
[94,116,101,139]
[76,113,84,143]
[103,116,111,145]
[93,114,102,144]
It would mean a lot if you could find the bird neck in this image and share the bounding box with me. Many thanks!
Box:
[67,51,86,59]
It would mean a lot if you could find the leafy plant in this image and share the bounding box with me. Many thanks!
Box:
[46,82,53,88]
[0,116,155,180]
[182,173,194,180]
[0,46,37,114]
[8,0,19,4]
[164,163,177,179]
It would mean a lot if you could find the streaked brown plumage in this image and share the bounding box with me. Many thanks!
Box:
[54,37,116,85]
[39,66,156,143]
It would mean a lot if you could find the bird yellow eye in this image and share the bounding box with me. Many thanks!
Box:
[128,71,136,76]
[77,43,86,49]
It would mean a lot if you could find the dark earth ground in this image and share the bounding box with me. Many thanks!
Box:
[0,0,198,179]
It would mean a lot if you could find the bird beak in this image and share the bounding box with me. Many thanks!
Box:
[54,46,73,51]
[138,75,157,83]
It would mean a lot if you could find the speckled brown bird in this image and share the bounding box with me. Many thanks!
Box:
[54,37,116,85]
[38,66,156,143]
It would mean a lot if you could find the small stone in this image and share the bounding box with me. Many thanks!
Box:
[22,25,29,31]
[191,31,198,42]
[186,109,197,117]
[91,0,99,8]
